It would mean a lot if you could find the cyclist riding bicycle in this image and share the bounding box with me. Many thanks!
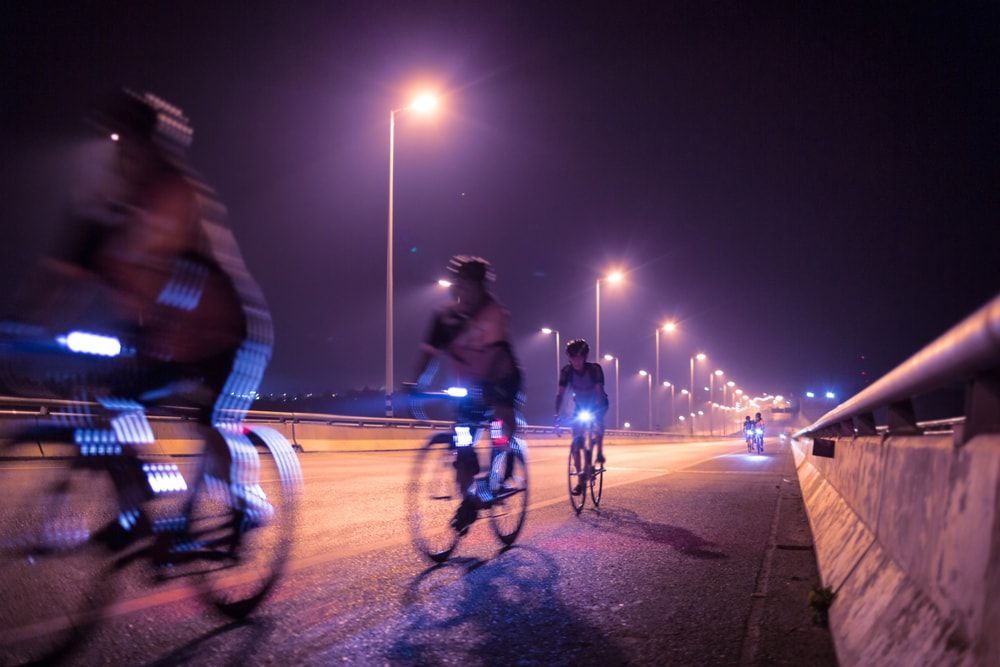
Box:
[413,255,523,535]
[743,415,753,444]
[23,89,273,548]
[554,338,608,496]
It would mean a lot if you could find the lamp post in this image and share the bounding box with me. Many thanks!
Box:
[689,353,706,434]
[710,369,723,435]
[662,381,675,429]
[595,270,624,360]
[604,353,620,428]
[654,321,676,428]
[639,370,653,431]
[386,91,439,415]
[541,328,560,389]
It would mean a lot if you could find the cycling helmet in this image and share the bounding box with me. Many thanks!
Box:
[565,339,590,358]
[93,89,193,155]
[755,412,762,419]
[446,255,495,284]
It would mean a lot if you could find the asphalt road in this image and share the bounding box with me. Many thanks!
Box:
[0,437,837,666]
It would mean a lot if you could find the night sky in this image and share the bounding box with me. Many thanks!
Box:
[2,2,998,424]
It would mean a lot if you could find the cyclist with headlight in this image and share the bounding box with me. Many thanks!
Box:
[554,339,608,496]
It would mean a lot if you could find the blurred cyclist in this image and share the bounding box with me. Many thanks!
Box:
[554,339,608,495]
[413,255,523,534]
[27,89,273,546]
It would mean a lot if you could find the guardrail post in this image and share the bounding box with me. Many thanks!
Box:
[855,412,877,435]
[961,369,1000,444]
[887,399,920,435]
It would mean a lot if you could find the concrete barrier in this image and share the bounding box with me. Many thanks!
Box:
[792,433,1000,666]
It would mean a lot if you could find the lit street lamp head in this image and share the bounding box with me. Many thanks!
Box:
[603,354,614,361]
[408,92,439,114]
[663,381,670,387]
[606,271,624,284]
[541,327,553,335]
[714,369,724,376]
[727,381,735,387]
[437,279,452,288]
[638,370,649,377]
[662,321,677,333]
[696,353,707,361]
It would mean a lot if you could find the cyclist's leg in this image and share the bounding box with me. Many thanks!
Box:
[593,406,607,464]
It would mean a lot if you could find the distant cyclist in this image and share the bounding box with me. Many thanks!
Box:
[413,255,523,534]
[25,89,273,546]
[554,339,608,495]
[743,415,753,446]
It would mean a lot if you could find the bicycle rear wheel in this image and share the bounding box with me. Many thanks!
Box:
[0,435,119,664]
[183,427,299,619]
[409,434,461,563]
[488,443,528,546]
[568,449,586,514]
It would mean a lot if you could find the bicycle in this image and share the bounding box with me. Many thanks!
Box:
[560,409,604,514]
[0,328,301,665]
[406,386,529,563]
[753,426,765,454]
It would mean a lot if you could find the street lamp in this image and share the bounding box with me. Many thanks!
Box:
[689,353,706,434]
[710,369,724,435]
[386,90,440,415]
[604,353,621,428]
[540,328,560,388]
[654,321,676,428]
[638,370,653,431]
[662,381,675,428]
[595,270,624,359]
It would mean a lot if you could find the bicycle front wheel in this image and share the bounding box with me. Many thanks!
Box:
[0,435,119,664]
[568,449,586,514]
[409,434,461,563]
[590,460,604,508]
[489,443,528,546]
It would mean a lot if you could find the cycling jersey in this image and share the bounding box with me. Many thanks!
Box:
[559,362,608,413]
[422,294,522,408]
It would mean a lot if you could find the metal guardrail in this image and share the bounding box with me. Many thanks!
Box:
[797,291,1000,441]
[0,396,695,440]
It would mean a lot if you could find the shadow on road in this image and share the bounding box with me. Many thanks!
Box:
[388,546,628,665]
[579,507,727,559]
[140,617,276,667]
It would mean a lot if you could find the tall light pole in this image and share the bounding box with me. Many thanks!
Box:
[654,321,676,428]
[710,369,723,435]
[604,353,620,428]
[386,91,439,415]
[662,381,675,429]
[689,353,706,434]
[595,270,624,360]
[541,328,560,389]
[639,370,653,431]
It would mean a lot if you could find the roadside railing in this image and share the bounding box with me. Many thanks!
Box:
[0,396,696,440]
[797,291,1000,442]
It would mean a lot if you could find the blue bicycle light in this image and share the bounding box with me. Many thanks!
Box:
[578,410,594,423]
[445,387,469,398]
[57,330,122,357]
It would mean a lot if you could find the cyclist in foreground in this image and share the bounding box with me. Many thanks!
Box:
[21,89,274,547]
[554,339,608,495]
[412,255,523,534]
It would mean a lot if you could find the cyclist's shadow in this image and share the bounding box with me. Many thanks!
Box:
[140,616,276,667]
[579,507,728,560]
[389,546,628,665]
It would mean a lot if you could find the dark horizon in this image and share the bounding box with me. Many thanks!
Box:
[3,2,998,423]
